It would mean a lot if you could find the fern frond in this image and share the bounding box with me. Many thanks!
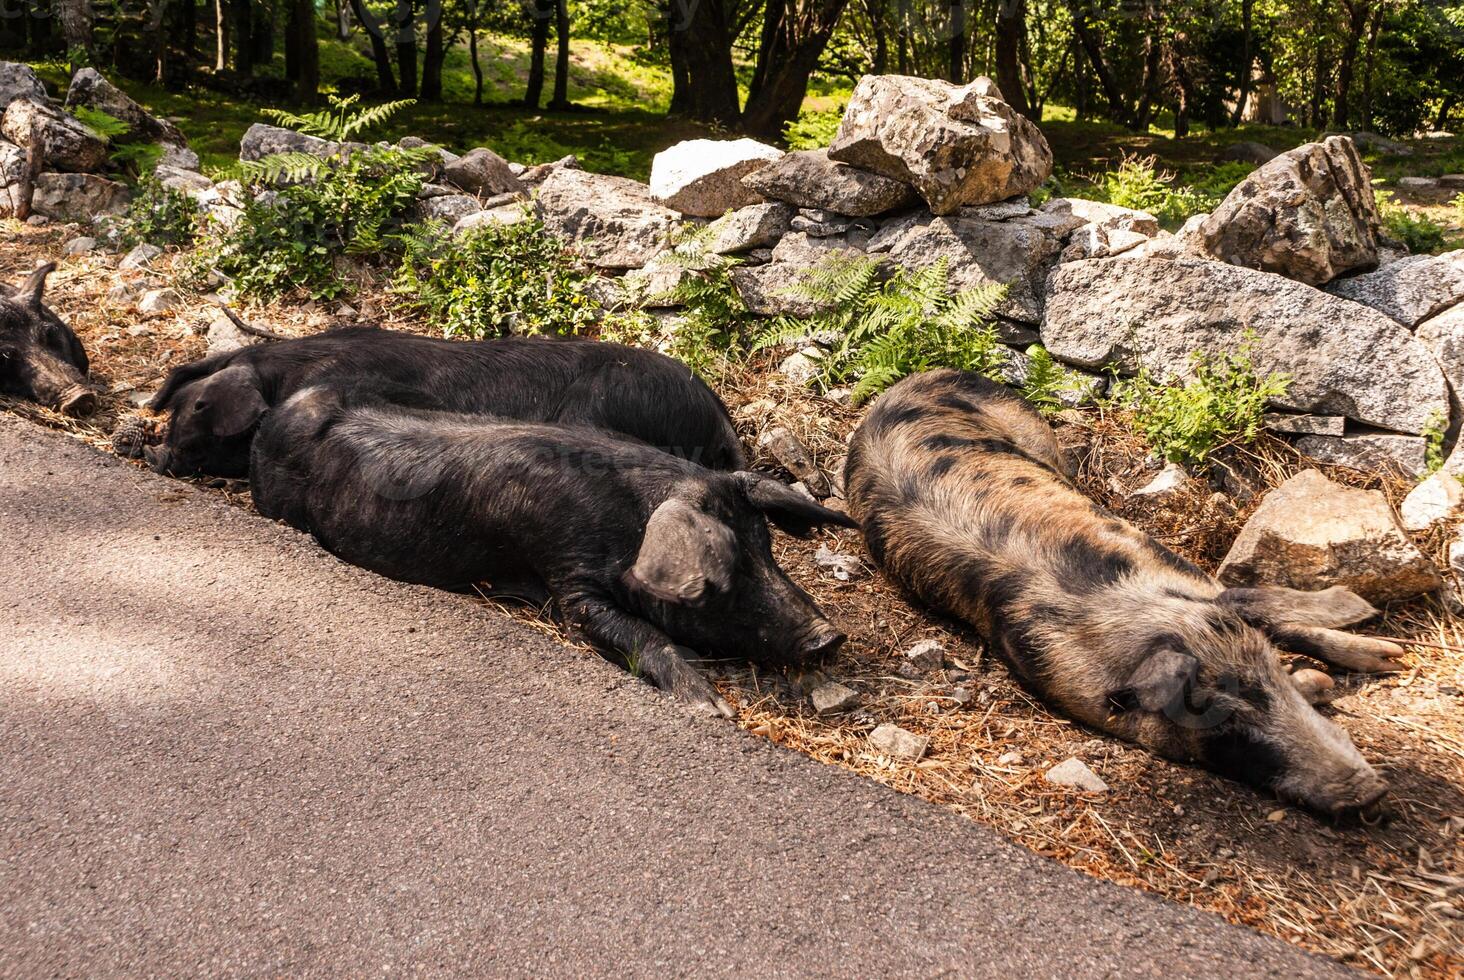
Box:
[239,151,329,185]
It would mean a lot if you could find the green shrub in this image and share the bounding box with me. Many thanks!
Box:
[1085,154,1214,226]
[203,97,433,300]
[755,256,1007,402]
[1422,409,1449,477]
[1019,344,1095,415]
[636,228,750,378]
[1377,189,1454,254]
[101,177,200,249]
[783,107,844,150]
[1112,338,1290,466]
[395,214,598,338]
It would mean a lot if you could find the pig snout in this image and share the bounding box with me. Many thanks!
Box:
[58,385,97,417]
[1273,704,1390,818]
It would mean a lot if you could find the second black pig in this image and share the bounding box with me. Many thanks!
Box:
[0,264,96,417]
[251,385,856,714]
[146,328,745,477]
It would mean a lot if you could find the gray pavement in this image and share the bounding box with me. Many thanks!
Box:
[0,415,1350,977]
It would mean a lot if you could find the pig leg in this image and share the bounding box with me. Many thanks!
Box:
[1268,626,1408,674]
[564,595,735,719]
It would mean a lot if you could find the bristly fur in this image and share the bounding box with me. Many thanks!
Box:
[845,369,1394,814]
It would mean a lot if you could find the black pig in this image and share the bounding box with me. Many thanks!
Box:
[146,327,744,477]
[251,386,856,714]
[0,264,96,417]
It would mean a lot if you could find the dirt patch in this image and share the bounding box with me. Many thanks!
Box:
[3,220,1461,977]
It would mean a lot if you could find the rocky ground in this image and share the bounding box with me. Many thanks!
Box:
[2,221,1461,977]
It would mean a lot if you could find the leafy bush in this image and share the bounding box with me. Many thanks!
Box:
[630,228,751,378]
[1113,338,1290,466]
[783,107,844,150]
[395,214,598,338]
[756,256,1007,402]
[1376,189,1454,254]
[204,97,433,300]
[101,177,200,249]
[1422,409,1449,477]
[1085,154,1214,226]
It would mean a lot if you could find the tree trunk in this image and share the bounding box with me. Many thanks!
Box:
[995,0,1030,116]
[289,0,318,103]
[742,0,852,139]
[250,1,273,65]
[666,0,739,126]
[420,12,444,101]
[233,0,254,75]
[144,0,171,83]
[1230,0,1253,125]
[336,0,352,39]
[1435,94,1456,132]
[349,0,396,92]
[524,0,551,107]
[1358,2,1383,131]
[468,0,483,105]
[1133,20,1163,130]
[948,0,965,83]
[215,0,229,69]
[55,0,93,67]
[1067,0,1130,126]
[548,0,570,109]
[1310,41,1327,127]
[895,0,910,73]
[1168,35,1193,138]
[394,0,417,97]
[1333,0,1368,128]
[865,0,888,73]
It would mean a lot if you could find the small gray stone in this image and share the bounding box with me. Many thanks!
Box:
[1045,757,1109,793]
[119,243,163,271]
[138,287,183,314]
[62,236,97,256]
[810,681,860,714]
[777,348,824,386]
[813,544,863,582]
[1400,471,1464,532]
[869,723,929,761]
[757,425,830,498]
[1132,463,1195,502]
[903,638,945,673]
[703,202,793,254]
[417,193,482,226]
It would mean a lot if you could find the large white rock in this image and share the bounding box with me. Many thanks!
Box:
[534,168,679,270]
[741,148,917,217]
[1192,136,1382,286]
[650,138,781,217]
[1219,469,1441,603]
[1043,256,1449,434]
[1,99,107,173]
[828,74,1053,215]
[1041,197,1159,237]
[1326,250,1464,327]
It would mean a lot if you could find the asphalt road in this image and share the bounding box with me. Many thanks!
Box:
[0,416,1352,977]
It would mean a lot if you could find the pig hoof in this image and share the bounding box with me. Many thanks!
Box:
[1290,668,1335,704]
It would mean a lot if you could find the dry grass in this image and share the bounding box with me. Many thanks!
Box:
[3,219,1461,976]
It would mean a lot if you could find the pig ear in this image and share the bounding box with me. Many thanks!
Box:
[1216,586,1378,630]
[1108,648,1200,714]
[624,498,737,607]
[735,472,860,538]
[196,365,268,437]
[12,263,55,311]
